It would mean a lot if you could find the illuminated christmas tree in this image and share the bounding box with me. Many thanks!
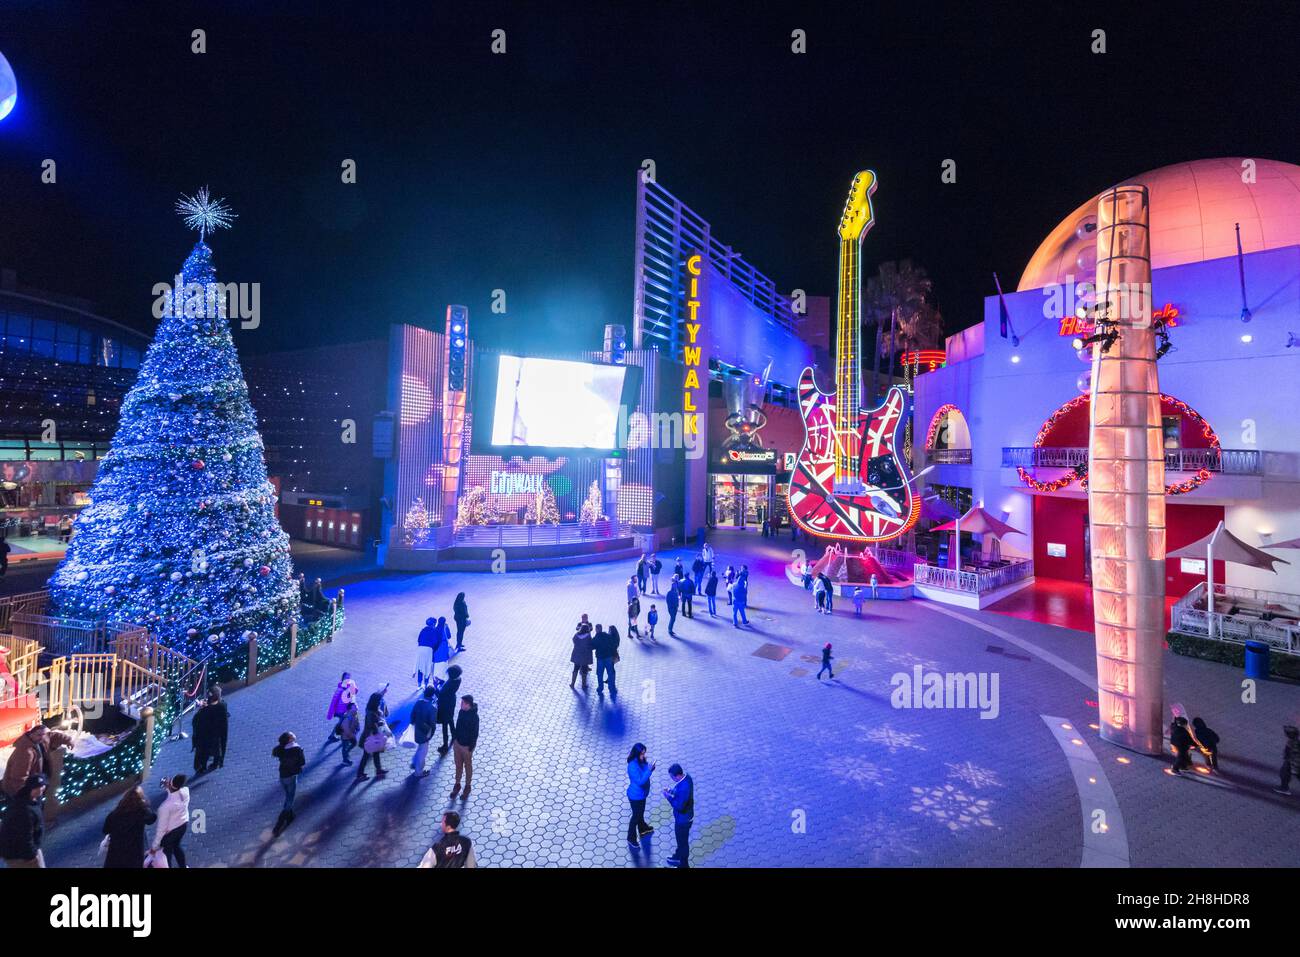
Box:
[48,189,297,660]
[403,496,432,544]
[455,486,498,529]
[525,482,561,525]
[578,480,605,525]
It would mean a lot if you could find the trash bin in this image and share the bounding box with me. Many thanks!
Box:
[1244,640,1270,680]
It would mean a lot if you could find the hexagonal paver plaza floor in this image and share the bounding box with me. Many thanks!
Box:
[37,530,1300,867]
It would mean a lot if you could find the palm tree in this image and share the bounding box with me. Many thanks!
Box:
[895,299,945,360]
[861,260,933,403]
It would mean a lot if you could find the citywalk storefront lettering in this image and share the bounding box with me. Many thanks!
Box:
[489,470,548,495]
[683,253,704,438]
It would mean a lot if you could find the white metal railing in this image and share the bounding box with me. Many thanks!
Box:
[870,547,926,572]
[1001,446,1262,475]
[914,559,1034,594]
[928,448,972,465]
[453,520,625,547]
[1170,581,1300,655]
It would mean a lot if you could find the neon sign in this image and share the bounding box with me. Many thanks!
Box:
[683,253,704,436]
[1059,302,1180,337]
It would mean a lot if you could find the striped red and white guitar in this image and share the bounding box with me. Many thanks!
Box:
[787,171,920,542]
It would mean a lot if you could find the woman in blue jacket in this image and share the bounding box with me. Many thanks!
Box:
[626,743,655,849]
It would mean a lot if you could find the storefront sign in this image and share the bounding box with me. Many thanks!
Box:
[683,253,704,436]
[1046,542,1067,557]
[712,448,777,474]
[1058,302,1180,338]
[489,470,547,495]
[1180,557,1206,575]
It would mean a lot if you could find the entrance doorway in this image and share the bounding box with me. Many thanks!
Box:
[710,474,771,528]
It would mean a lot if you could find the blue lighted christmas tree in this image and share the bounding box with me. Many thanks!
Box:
[49,189,297,661]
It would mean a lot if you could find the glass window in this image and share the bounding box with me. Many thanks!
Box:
[56,322,79,343]
[121,347,140,369]
[33,318,54,341]
[32,338,54,358]
[55,342,77,362]
[6,313,31,337]
[77,345,91,364]
[78,329,93,348]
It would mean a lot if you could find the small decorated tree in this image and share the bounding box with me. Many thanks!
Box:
[525,482,561,525]
[403,496,432,545]
[578,480,605,526]
[455,486,498,530]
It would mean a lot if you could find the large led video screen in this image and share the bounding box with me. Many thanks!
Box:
[472,354,641,455]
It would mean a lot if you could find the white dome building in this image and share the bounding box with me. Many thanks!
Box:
[1018,157,1300,291]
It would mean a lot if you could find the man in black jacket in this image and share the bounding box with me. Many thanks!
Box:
[592,625,619,695]
[0,774,46,868]
[410,685,437,776]
[450,696,479,800]
[436,665,463,756]
[429,811,474,867]
[191,687,229,774]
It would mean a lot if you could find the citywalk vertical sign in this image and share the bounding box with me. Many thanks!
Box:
[683,252,708,536]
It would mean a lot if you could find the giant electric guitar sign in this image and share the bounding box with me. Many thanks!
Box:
[787,171,920,542]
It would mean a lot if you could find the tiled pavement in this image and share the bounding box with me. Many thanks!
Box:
[37,530,1300,867]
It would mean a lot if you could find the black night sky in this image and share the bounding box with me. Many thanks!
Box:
[1,1,1297,355]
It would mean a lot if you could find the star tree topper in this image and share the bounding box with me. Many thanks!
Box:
[175,185,238,240]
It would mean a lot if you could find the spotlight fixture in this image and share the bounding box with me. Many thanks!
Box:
[1011,354,1021,364]
[1082,328,1120,354]
[1241,306,1252,324]
[1071,337,1084,351]
[1155,336,1174,359]
[1241,334,1253,344]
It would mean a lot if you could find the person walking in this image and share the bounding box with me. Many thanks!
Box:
[813,574,827,614]
[191,687,229,774]
[273,731,307,833]
[816,642,835,680]
[665,578,680,636]
[449,695,479,800]
[852,586,866,616]
[870,573,879,600]
[153,774,190,868]
[626,743,656,849]
[420,811,476,867]
[662,764,694,868]
[410,685,438,776]
[701,540,714,569]
[1,774,47,868]
[432,617,453,684]
[627,592,642,639]
[820,573,834,613]
[2,725,73,801]
[356,690,391,783]
[436,665,463,754]
[415,618,439,686]
[636,554,648,594]
[101,784,156,869]
[453,592,470,652]
[725,565,737,604]
[593,624,619,695]
[646,604,659,642]
[337,698,360,766]
[691,554,706,593]
[800,562,813,591]
[570,621,594,689]
[673,557,685,581]
[649,554,663,594]
[679,573,695,619]
[1191,717,1220,772]
[626,575,638,605]
[732,572,750,627]
[326,672,359,741]
[1272,725,1300,795]
[704,568,719,616]
[1169,717,1194,775]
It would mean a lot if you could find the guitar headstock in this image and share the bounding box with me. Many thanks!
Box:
[837,170,878,242]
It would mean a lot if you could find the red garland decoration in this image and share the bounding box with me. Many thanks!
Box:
[925,404,959,451]
[1017,393,1219,496]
